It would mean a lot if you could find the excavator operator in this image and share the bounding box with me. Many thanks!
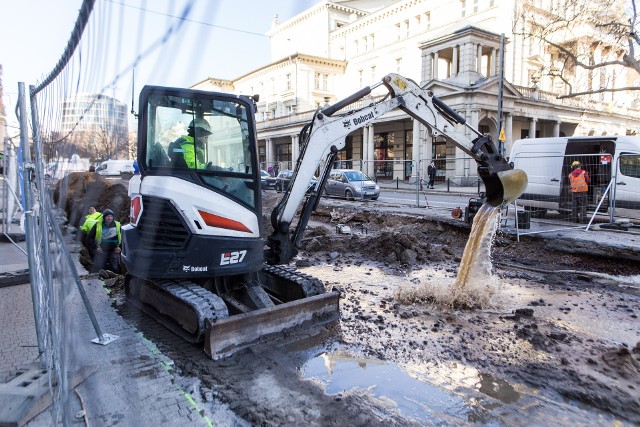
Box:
[169,118,212,169]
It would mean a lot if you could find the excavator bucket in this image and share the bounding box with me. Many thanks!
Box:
[204,291,340,360]
[483,168,528,207]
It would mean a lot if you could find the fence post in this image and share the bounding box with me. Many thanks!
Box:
[396,177,399,189]
[477,179,481,194]
[447,178,450,193]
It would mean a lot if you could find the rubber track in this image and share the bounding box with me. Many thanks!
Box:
[261,264,325,297]
[152,279,228,343]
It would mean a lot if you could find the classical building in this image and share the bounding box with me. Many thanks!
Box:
[193,0,640,184]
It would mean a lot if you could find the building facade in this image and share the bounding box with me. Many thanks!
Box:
[193,0,640,184]
[60,94,129,160]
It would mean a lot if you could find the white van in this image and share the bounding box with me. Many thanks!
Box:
[509,136,640,219]
[96,159,135,177]
[45,154,90,179]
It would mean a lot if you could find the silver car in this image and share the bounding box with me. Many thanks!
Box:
[324,169,380,200]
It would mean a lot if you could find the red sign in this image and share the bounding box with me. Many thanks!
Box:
[600,154,611,164]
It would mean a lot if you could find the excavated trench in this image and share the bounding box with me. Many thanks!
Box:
[110,195,640,426]
[90,187,639,425]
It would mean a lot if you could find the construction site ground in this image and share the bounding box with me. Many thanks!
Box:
[1,177,639,426]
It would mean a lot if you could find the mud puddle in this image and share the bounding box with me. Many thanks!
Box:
[300,349,620,426]
[301,351,497,424]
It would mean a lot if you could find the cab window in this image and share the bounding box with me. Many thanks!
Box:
[144,92,256,208]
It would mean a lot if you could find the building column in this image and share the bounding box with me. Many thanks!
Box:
[362,126,369,171]
[505,113,513,155]
[423,50,432,81]
[476,44,483,74]
[433,51,439,80]
[291,134,299,163]
[266,138,274,166]
[490,48,496,76]
[529,118,537,138]
[412,119,421,177]
[553,121,561,137]
[367,125,375,177]
[452,45,458,77]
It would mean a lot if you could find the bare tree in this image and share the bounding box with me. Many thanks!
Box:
[514,0,640,98]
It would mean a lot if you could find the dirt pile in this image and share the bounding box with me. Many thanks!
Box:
[54,172,130,226]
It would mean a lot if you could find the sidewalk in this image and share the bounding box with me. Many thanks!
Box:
[0,236,216,426]
[376,178,484,196]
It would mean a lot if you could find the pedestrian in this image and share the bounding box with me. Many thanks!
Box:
[79,206,102,245]
[86,208,122,274]
[427,161,436,189]
[268,165,273,176]
[273,162,280,178]
[568,161,590,223]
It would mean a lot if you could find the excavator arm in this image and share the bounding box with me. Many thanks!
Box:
[266,73,527,264]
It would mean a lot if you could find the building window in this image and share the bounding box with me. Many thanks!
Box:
[415,15,421,28]
[314,73,328,90]
[396,57,402,73]
[371,66,376,83]
[396,23,401,41]
[364,36,368,51]
[286,74,291,91]
[358,69,363,87]
[460,0,466,17]
[404,20,410,37]
[473,0,478,13]
[354,39,359,54]
[370,34,375,49]
[374,132,394,177]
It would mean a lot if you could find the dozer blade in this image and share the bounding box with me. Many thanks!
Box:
[483,168,528,207]
[204,291,340,360]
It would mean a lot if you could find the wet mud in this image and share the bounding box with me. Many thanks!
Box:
[112,191,639,425]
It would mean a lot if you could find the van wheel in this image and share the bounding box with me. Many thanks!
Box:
[345,189,354,200]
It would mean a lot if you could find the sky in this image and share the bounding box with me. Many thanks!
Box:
[1,0,317,129]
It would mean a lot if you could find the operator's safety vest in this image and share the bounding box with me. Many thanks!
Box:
[81,212,103,233]
[95,220,122,245]
[569,171,588,193]
[178,136,205,169]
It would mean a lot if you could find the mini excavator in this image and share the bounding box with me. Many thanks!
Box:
[121,73,527,359]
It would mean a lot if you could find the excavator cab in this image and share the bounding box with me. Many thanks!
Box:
[140,87,258,208]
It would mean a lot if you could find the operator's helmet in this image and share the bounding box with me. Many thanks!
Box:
[102,209,114,217]
[571,161,581,168]
[188,118,212,137]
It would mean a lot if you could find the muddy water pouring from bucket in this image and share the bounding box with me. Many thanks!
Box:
[455,204,501,289]
[395,169,527,309]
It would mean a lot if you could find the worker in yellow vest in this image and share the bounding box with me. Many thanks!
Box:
[568,161,591,223]
[79,207,102,245]
[87,209,122,273]
[169,118,212,169]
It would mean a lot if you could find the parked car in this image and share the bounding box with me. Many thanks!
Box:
[275,170,318,193]
[324,169,380,200]
[261,170,277,189]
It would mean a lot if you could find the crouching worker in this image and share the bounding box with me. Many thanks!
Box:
[79,206,102,245]
[87,209,122,274]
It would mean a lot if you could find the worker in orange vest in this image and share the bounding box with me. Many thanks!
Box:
[568,161,591,223]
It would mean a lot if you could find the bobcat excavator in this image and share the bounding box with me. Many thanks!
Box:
[121,73,527,360]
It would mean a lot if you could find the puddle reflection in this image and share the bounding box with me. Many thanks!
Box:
[302,352,498,424]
